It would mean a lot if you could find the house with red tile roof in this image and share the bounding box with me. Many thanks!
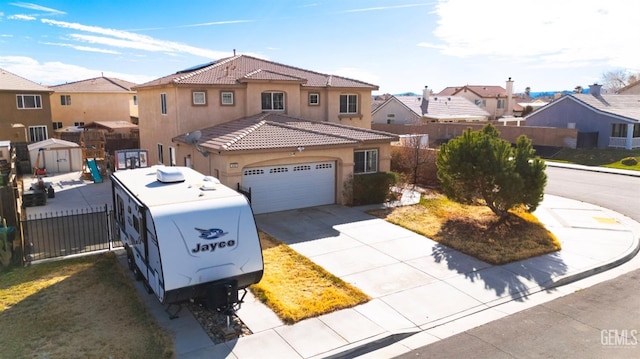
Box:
[436,78,523,120]
[0,68,53,143]
[135,54,398,213]
[48,77,138,132]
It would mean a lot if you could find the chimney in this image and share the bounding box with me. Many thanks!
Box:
[589,83,602,96]
[506,77,514,115]
[421,86,429,115]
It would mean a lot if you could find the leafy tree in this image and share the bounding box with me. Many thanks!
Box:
[436,124,546,221]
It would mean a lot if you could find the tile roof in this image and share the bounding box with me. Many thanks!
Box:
[383,95,491,119]
[136,55,378,90]
[0,68,51,92]
[437,85,507,98]
[570,94,640,121]
[174,113,397,152]
[49,77,137,92]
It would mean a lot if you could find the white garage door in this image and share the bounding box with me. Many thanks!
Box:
[242,161,335,214]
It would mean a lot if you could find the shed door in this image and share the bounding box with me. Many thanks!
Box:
[242,161,335,214]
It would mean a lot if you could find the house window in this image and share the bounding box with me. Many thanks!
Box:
[387,119,395,124]
[497,99,505,109]
[52,122,63,130]
[611,123,627,137]
[192,91,206,105]
[73,121,85,127]
[160,93,167,115]
[474,99,486,107]
[169,146,176,166]
[133,95,138,106]
[309,93,319,105]
[28,126,48,142]
[340,94,358,114]
[17,94,42,109]
[157,144,164,164]
[60,95,71,106]
[354,149,378,174]
[221,91,234,105]
[261,92,284,111]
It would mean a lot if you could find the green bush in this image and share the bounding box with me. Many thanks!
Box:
[621,157,638,166]
[351,172,399,206]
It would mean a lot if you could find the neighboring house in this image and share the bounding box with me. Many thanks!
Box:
[617,80,640,95]
[0,68,53,143]
[135,54,397,214]
[372,87,490,124]
[48,76,138,130]
[525,84,640,149]
[436,78,522,119]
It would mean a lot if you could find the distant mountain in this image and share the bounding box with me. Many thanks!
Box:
[529,90,587,98]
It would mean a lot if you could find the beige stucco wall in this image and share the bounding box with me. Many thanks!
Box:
[0,91,53,142]
[50,92,137,126]
[174,141,392,205]
[139,82,376,165]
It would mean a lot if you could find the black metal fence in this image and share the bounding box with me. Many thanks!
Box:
[22,205,122,263]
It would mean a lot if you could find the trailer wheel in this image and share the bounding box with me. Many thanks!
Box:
[126,247,135,271]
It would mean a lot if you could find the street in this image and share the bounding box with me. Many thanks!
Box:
[394,166,640,358]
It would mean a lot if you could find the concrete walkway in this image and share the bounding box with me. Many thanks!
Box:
[164,193,639,358]
[25,166,640,358]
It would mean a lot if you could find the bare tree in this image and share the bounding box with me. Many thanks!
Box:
[601,69,630,92]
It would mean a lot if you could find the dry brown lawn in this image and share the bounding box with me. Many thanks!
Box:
[0,253,173,359]
[249,232,370,324]
[368,191,561,265]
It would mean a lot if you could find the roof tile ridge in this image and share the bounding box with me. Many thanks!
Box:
[103,77,134,91]
[221,112,270,150]
[174,55,240,83]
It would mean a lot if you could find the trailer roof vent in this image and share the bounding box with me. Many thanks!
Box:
[156,167,185,183]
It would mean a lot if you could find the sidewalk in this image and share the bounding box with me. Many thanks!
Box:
[160,195,640,358]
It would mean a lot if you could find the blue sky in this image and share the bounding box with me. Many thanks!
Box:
[1,0,638,95]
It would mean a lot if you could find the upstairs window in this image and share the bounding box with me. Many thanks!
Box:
[133,95,138,106]
[497,98,505,109]
[340,94,358,114]
[60,95,71,106]
[192,91,206,105]
[221,91,234,105]
[354,149,378,174]
[261,92,284,111]
[53,122,63,129]
[17,94,42,109]
[309,93,319,106]
[74,121,85,127]
[160,93,167,115]
[474,99,486,107]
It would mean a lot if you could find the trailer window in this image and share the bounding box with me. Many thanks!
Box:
[117,196,125,227]
[133,216,140,233]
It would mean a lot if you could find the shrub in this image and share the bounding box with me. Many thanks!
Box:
[351,172,398,206]
[621,157,638,166]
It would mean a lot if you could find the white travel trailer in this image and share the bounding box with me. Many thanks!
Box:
[111,166,263,312]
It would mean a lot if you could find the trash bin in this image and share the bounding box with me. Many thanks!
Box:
[0,224,16,267]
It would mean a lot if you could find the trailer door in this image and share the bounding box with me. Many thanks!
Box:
[145,211,164,302]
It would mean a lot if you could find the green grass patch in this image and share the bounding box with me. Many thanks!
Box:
[547,148,640,171]
[250,232,370,324]
[368,192,561,265]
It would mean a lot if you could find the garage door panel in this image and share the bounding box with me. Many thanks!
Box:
[243,161,335,214]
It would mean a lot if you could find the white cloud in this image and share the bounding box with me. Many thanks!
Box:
[431,0,640,70]
[8,14,36,20]
[41,19,230,59]
[0,56,155,85]
[343,3,432,13]
[9,2,66,15]
[41,42,121,54]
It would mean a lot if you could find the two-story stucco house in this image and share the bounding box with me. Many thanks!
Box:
[0,68,53,143]
[134,54,398,213]
[48,76,138,131]
[436,78,522,120]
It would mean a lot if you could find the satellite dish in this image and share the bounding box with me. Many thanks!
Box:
[184,130,209,157]
[184,131,202,144]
